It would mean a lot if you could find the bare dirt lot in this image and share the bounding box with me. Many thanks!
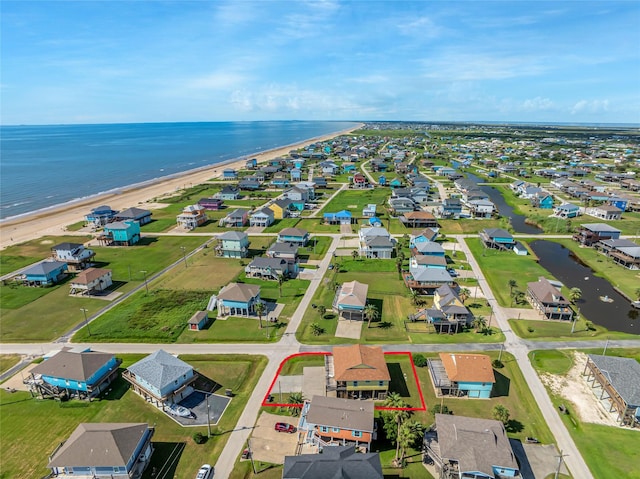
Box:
[249,412,300,464]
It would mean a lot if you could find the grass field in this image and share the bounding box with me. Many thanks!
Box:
[0,353,267,479]
[278,355,326,376]
[509,318,639,341]
[178,316,283,343]
[320,188,390,215]
[0,355,21,377]
[530,348,640,479]
[465,237,550,307]
[0,235,93,276]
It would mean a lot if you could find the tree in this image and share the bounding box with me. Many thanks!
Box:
[413,353,427,367]
[363,303,379,329]
[492,404,510,424]
[569,287,582,304]
[381,393,410,464]
[410,289,420,306]
[397,420,424,465]
[254,301,265,330]
[508,279,517,298]
[471,315,487,333]
[351,250,359,260]
[514,290,526,305]
[310,322,324,336]
[459,288,471,305]
[287,392,305,416]
[395,257,404,273]
[317,305,327,319]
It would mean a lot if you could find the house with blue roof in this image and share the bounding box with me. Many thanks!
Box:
[389,178,403,189]
[100,220,141,246]
[222,168,237,180]
[27,347,121,400]
[21,260,67,286]
[123,349,197,407]
[245,158,258,169]
[324,210,353,225]
[85,205,117,226]
[378,174,387,186]
[531,193,554,209]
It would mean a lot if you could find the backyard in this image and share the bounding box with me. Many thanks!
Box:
[0,353,267,479]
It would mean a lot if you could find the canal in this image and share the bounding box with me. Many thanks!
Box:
[529,239,639,334]
[466,172,542,234]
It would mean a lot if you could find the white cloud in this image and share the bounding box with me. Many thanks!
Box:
[421,53,547,81]
[571,99,610,115]
[522,97,555,111]
[188,72,246,90]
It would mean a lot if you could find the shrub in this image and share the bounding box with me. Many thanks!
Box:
[527,326,535,333]
[413,354,428,368]
[430,404,452,415]
[492,359,504,369]
[193,432,207,444]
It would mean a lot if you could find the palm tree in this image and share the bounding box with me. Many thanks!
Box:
[508,279,517,298]
[472,315,487,333]
[569,287,582,304]
[363,303,379,329]
[254,301,265,329]
[398,420,424,465]
[395,257,404,273]
[287,392,305,416]
[382,393,410,464]
[317,305,327,319]
[459,288,471,305]
[277,273,284,297]
[351,250,359,260]
[410,289,420,306]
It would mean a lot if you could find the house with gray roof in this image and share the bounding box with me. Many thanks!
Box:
[113,207,152,225]
[48,423,154,479]
[21,260,67,287]
[216,230,250,258]
[424,414,520,479]
[526,277,573,321]
[584,355,640,427]
[332,280,368,320]
[266,241,299,262]
[249,207,275,228]
[123,350,197,407]
[245,256,297,280]
[51,242,95,272]
[216,282,261,317]
[283,446,382,479]
[404,267,454,294]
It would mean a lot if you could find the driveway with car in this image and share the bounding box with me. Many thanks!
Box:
[248,412,300,464]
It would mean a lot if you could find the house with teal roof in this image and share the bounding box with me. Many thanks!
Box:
[100,220,141,246]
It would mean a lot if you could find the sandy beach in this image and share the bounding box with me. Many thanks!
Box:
[0,124,363,250]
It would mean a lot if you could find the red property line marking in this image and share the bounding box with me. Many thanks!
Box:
[262,351,426,411]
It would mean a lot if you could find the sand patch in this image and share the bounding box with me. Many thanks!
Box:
[39,240,53,245]
[539,351,617,427]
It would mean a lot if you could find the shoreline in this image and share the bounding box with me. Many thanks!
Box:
[0,123,363,249]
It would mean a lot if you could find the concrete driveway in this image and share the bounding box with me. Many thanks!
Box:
[335,318,362,339]
[249,412,300,464]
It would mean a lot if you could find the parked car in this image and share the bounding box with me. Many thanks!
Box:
[446,268,458,277]
[241,448,251,459]
[275,422,296,433]
[196,464,213,479]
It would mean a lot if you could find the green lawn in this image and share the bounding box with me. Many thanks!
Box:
[278,355,326,376]
[439,218,503,235]
[263,218,301,233]
[0,355,21,377]
[321,188,390,215]
[299,236,331,261]
[177,316,282,343]
[509,318,639,341]
[296,218,342,233]
[0,235,93,276]
[385,354,424,409]
[0,353,267,479]
[465,237,549,307]
[530,349,640,479]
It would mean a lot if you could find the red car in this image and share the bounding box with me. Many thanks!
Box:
[274,422,295,433]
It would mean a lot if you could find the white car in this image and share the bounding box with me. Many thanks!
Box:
[196,464,213,479]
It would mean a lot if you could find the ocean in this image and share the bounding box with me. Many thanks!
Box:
[0,121,359,220]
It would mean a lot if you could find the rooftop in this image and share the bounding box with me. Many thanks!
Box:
[333,344,390,382]
[439,353,495,384]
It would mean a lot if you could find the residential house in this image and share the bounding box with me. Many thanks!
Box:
[266,242,299,262]
[249,208,275,227]
[245,158,258,169]
[295,182,316,200]
[399,211,438,229]
[298,396,375,452]
[220,208,250,228]
[410,254,447,270]
[283,446,383,479]
[312,176,328,188]
[410,228,439,247]
[358,227,395,259]
[26,347,121,400]
[86,205,117,226]
[278,228,309,246]
[438,197,462,219]
[469,199,496,218]
[352,172,368,189]
[176,205,208,230]
[554,203,580,218]
[573,223,621,246]
[215,231,250,258]
[284,186,310,203]
[319,161,339,175]
[432,284,470,327]
[270,175,291,188]
[69,267,113,295]
[198,197,224,210]
[513,242,528,255]
[47,423,154,479]
[113,207,152,226]
[222,168,237,180]
[531,193,554,209]
[378,174,387,186]
[245,257,297,280]
[51,242,95,272]
[429,353,495,398]
[270,199,296,219]
[216,185,241,200]
[187,311,209,331]
[596,239,640,269]
[331,344,390,400]
[341,162,356,173]
[403,267,454,295]
[332,280,368,320]
[479,228,515,250]
[586,204,623,221]
[123,349,198,407]
[362,204,377,217]
[290,168,302,181]
[388,197,416,215]
[608,196,629,212]
[216,282,261,317]
[526,277,574,320]
[423,414,521,479]
[324,210,353,225]
[99,220,141,246]
[584,355,640,427]
[21,260,67,286]
[389,177,403,189]
[238,179,261,191]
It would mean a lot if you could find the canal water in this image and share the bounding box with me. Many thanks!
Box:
[529,240,639,334]
[466,172,542,234]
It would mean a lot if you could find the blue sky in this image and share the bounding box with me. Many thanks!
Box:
[1,1,639,125]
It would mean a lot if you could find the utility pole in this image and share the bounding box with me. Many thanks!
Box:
[140,270,149,294]
[554,450,569,479]
[80,308,91,336]
[180,246,188,268]
[498,343,504,362]
[603,337,609,356]
[205,393,211,437]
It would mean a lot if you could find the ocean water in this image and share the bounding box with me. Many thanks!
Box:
[0,121,359,220]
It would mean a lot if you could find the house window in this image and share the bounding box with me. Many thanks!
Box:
[352,430,362,438]
[353,381,358,387]
[379,381,385,386]
[332,427,340,433]
[320,426,329,433]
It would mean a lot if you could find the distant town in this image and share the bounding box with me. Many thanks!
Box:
[2,122,640,479]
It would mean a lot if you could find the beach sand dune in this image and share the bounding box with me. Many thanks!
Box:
[0,125,362,250]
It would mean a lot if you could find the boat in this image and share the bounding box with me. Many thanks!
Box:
[166,403,192,417]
